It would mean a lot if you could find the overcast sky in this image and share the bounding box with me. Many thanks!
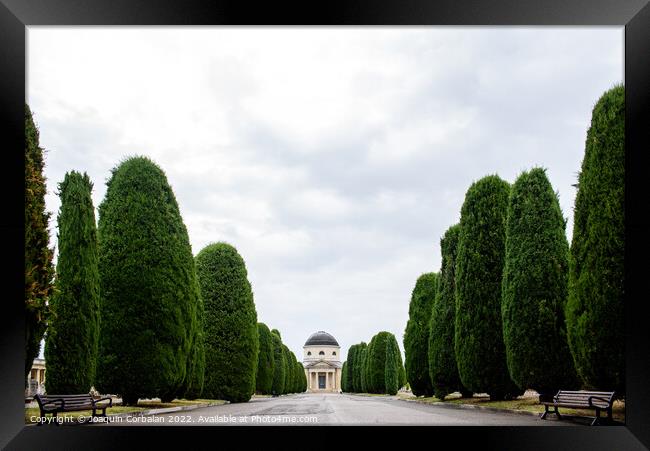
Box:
[28,27,622,362]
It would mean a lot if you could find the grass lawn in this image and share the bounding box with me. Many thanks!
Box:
[400,392,625,422]
[25,398,227,423]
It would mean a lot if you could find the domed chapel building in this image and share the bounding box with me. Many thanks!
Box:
[303,331,342,393]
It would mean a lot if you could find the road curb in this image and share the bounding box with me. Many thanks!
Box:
[396,397,541,417]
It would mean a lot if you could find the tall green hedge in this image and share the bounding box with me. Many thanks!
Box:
[44,171,100,394]
[566,85,625,393]
[404,273,438,397]
[24,104,54,379]
[270,330,286,395]
[341,361,349,392]
[183,292,206,400]
[196,242,259,403]
[96,156,199,405]
[346,344,360,392]
[358,346,368,393]
[282,345,293,394]
[429,224,469,400]
[353,342,367,392]
[384,334,401,395]
[256,323,275,394]
[366,332,394,394]
[455,175,521,400]
[502,168,578,395]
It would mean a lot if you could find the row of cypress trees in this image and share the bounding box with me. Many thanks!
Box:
[264,328,307,395]
[32,144,304,403]
[342,332,405,395]
[404,85,625,400]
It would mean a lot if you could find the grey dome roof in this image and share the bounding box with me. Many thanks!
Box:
[304,331,339,347]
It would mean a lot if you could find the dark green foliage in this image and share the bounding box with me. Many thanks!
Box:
[24,105,54,379]
[294,360,304,393]
[44,172,100,394]
[270,331,286,395]
[96,156,199,405]
[455,175,522,400]
[358,346,368,393]
[429,224,469,400]
[183,294,206,400]
[195,242,259,403]
[282,345,293,394]
[256,323,275,394]
[566,85,625,393]
[353,342,367,392]
[345,345,359,392]
[341,362,349,392]
[384,334,401,395]
[502,168,578,395]
[365,332,393,394]
[404,273,438,397]
[397,348,406,390]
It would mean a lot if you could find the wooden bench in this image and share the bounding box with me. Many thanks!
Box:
[33,393,113,425]
[540,390,616,425]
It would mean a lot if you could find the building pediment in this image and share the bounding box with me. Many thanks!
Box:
[304,359,342,369]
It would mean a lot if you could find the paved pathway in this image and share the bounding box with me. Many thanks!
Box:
[102,393,579,426]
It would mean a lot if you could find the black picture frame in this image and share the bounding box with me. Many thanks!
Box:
[1,1,648,449]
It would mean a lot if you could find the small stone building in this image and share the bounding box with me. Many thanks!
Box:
[26,358,46,397]
[303,331,342,393]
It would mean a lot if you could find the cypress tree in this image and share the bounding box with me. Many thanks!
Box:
[502,168,578,396]
[455,175,521,400]
[24,105,54,379]
[366,332,392,394]
[429,224,470,400]
[353,342,367,393]
[96,156,199,405]
[397,348,406,390]
[404,273,438,397]
[341,362,349,392]
[256,323,275,394]
[358,346,368,393]
[384,334,401,395]
[270,331,286,395]
[196,242,259,403]
[345,345,359,392]
[566,85,625,393]
[295,360,304,393]
[282,345,293,394]
[44,171,100,394]
[183,295,205,400]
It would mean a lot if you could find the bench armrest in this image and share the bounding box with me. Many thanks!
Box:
[92,397,113,408]
[588,396,613,408]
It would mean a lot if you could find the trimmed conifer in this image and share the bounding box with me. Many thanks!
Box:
[455,175,521,400]
[270,331,286,395]
[256,323,275,394]
[353,342,367,393]
[341,362,349,392]
[282,345,293,394]
[429,224,469,400]
[358,346,368,393]
[404,273,438,397]
[384,334,401,395]
[25,105,54,379]
[195,242,259,403]
[566,85,625,393]
[502,168,578,396]
[366,332,393,394]
[44,171,100,394]
[96,156,199,405]
[345,344,359,392]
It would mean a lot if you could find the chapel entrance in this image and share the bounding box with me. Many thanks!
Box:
[318,374,326,389]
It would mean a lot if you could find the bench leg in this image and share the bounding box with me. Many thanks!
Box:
[541,405,549,420]
[555,406,562,420]
[591,408,601,426]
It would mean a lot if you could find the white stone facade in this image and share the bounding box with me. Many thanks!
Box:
[302,331,342,393]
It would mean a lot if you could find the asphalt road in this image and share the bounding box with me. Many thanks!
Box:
[107,393,579,426]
